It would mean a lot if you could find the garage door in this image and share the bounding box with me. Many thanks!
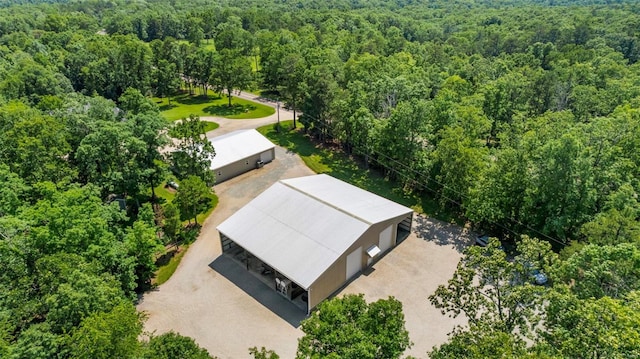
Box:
[379,225,394,252]
[260,149,274,162]
[346,247,362,279]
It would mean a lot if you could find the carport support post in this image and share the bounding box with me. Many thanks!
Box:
[245,249,249,271]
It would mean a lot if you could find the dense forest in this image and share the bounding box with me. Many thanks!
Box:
[1,0,639,357]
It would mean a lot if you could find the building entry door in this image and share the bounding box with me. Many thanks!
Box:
[346,247,362,279]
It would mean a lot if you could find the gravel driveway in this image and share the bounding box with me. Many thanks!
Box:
[138,118,470,358]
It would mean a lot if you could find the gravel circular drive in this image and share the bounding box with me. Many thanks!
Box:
[137,113,470,358]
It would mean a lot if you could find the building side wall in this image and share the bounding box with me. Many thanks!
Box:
[308,255,347,309]
[214,151,272,184]
[260,148,275,162]
[308,212,413,310]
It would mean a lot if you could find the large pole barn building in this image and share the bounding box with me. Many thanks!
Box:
[217,174,413,313]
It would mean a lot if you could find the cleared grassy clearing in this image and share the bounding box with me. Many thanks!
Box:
[154,92,274,121]
[153,183,176,202]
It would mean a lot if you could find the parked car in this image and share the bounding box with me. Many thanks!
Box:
[167,181,179,190]
[476,235,490,247]
[531,269,548,285]
[522,262,548,285]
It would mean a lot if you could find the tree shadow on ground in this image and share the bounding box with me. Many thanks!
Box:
[264,125,317,157]
[158,103,177,111]
[413,213,472,253]
[156,94,224,111]
[175,94,222,104]
[203,103,256,117]
[155,248,178,267]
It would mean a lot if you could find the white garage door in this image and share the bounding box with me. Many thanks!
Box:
[379,224,394,252]
[346,247,362,279]
[260,150,274,162]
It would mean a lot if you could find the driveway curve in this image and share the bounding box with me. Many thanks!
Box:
[201,92,297,137]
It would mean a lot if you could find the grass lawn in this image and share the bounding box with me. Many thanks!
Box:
[153,183,176,203]
[154,92,275,121]
[153,181,218,225]
[202,121,219,132]
[257,121,462,224]
[154,244,189,285]
[151,182,219,285]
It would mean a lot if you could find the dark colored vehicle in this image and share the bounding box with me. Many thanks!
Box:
[476,235,490,247]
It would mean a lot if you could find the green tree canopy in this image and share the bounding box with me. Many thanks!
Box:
[553,243,640,300]
[67,302,144,359]
[173,175,214,226]
[143,331,215,359]
[429,236,556,339]
[170,115,216,186]
[296,294,411,359]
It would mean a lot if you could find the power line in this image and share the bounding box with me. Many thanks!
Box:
[360,143,566,247]
[299,113,568,247]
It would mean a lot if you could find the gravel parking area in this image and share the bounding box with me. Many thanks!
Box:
[138,122,470,358]
[341,216,471,357]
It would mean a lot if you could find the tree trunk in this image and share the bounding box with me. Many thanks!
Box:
[228,89,233,107]
[193,203,198,226]
[150,177,157,203]
[293,102,297,129]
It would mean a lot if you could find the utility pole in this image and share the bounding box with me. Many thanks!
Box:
[276,98,281,133]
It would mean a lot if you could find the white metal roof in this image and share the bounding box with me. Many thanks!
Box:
[217,174,413,289]
[208,129,275,170]
[280,174,413,224]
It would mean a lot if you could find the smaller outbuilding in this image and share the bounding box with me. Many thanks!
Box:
[217,174,413,313]
[209,129,276,184]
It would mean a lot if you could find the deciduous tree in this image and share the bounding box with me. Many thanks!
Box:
[67,302,143,359]
[540,290,640,359]
[212,49,253,107]
[296,294,411,359]
[249,347,279,359]
[143,331,215,359]
[429,237,556,339]
[553,243,640,300]
[161,202,181,244]
[429,323,527,359]
[125,219,164,288]
[173,175,213,226]
[170,115,216,186]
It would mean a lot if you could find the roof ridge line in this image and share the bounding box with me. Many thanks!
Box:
[278,179,373,225]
